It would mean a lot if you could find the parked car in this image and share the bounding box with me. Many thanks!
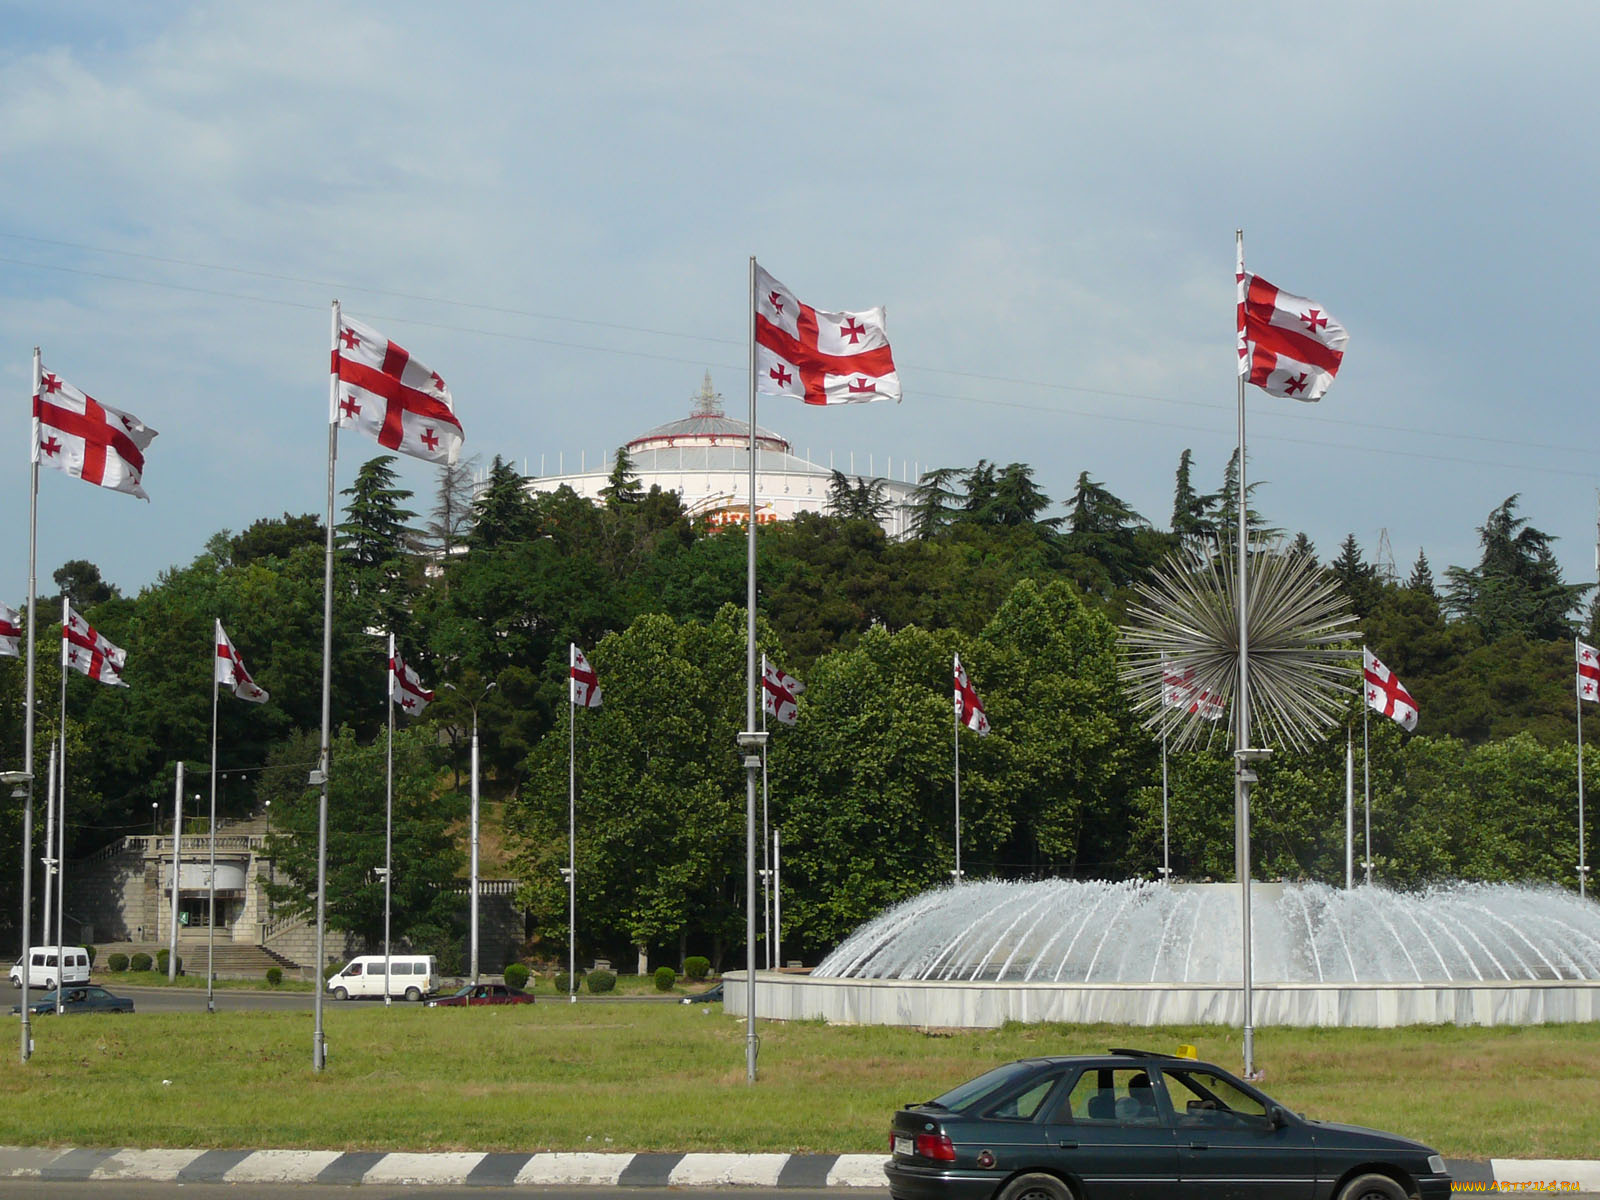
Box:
[426,982,535,1008]
[325,955,437,1001]
[680,981,724,1004]
[885,1047,1451,1200]
[11,985,134,1016]
[9,946,92,991]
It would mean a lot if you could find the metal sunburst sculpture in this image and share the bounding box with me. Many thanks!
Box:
[1119,542,1360,752]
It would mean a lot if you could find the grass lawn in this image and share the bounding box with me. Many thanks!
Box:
[0,1003,1595,1159]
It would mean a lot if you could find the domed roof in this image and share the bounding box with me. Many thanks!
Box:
[628,372,790,454]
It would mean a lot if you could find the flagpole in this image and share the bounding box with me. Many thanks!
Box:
[54,741,65,1008]
[1160,724,1170,884]
[1234,229,1258,1080]
[312,300,340,1071]
[1578,638,1588,900]
[772,827,782,970]
[953,655,962,883]
[384,634,395,1008]
[740,254,764,1084]
[568,644,576,1005]
[19,346,42,1061]
[55,597,69,1014]
[1362,699,1372,886]
[761,654,771,969]
[207,648,219,1015]
[42,744,56,949]
[1345,726,1354,890]
[169,761,183,982]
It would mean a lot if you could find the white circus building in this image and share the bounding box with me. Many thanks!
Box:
[525,373,920,537]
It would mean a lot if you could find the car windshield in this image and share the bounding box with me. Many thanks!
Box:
[929,1061,1047,1113]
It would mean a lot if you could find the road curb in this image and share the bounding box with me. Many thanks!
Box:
[0,1147,1595,1189]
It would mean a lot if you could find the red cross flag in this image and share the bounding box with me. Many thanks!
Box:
[954,653,989,736]
[1363,648,1417,732]
[1162,662,1225,722]
[1579,640,1600,703]
[0,603,21,658]
[389,647,433,716]
[755,263,901,405]
[1237,245,1348,403]
[332,310,463,465]
[570,643,601,708]
[215,620,269,704]
[762,656,805,726]
[63,607,128,687]
[33,368,157,499]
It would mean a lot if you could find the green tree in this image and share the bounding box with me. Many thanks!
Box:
[1169,449,1212,539]
[338,456,416,570]
[907,467,964,540]
[1329,534,1382,618]
[47,559,118,607]
[262,725,464,954]
[599,446,644,510]
[1406,549,1436,598]
[468,455,537,551]
[1444,495,1588,641]
[423,457,479,559]
[230,513,324,567]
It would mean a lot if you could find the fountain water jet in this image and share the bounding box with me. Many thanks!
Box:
[726,880,1600,1028]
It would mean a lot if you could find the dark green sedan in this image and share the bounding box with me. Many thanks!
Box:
[11,985,135,1016]
[886,1048,1450,1200]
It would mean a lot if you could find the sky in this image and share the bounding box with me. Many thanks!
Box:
[4,3,1600,604]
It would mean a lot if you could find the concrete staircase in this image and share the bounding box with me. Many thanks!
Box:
[94,940,301,981]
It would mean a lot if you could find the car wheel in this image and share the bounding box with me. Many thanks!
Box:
[405,987,422,1002]
[332,986,348,1001]
[9,978,19,990]
[997,1173,1074,1200]
[1336,1173,1407,1200]
[44,978,54,991]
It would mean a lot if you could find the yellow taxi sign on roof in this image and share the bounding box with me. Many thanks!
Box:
[1174,1043,1198,1060]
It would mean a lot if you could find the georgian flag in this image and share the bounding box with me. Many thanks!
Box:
[1578,640,1600,703]
[954,653,989,736]
[215,620,269,703]
[1162,662,1224,722]
[755,263,901,405]
[389,645,433,717]
[1363,647,1417,732]
[33,368,157,500]
[0,603,21,658]
[762,655,804,726]
[333,310,463,465]
[63,607,127,687]
[570,643,601,708]
[1237,246,1348,403]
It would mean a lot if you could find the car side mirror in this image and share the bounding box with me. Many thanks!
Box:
[1268,1105,1287,1129]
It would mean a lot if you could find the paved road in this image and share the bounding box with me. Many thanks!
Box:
[0,1185,1594,1199]
[99,986,689,1013]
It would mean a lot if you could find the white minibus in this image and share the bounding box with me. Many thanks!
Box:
[9,946,92,991]
[324,955,437,1001]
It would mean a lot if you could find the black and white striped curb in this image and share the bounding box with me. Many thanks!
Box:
[0,1148,890,1187]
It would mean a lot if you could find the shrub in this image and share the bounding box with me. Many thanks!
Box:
[107,953,129,973]
[684,955,710,980]
[653,966,677,992]
[130,952,153,973]
[84,945,96,967]
[554,971,575,993]
[156,949,182,976]
[586,969,617,994]
[265,967,283,987]
[504,963,531,991]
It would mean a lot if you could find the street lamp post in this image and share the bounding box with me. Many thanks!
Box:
[446,681,495,985]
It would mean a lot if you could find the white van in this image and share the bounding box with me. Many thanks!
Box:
[9,946,92,991]
[325,955,437,1001]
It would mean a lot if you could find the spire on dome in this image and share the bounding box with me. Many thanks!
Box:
[691,370,725,418]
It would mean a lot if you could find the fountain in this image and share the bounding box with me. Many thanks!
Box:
[725,880,1600,1027]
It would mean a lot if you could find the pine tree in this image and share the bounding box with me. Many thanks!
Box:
[1443,494,1589,640]
[1329,533,1381,617]
[424,457,479,559]
[600,446,643,509]
[468,455,536,550]
[907,467,963,540]
[1170,449,1211,538]
[337,456,416,570]
[1406,549,1436,598]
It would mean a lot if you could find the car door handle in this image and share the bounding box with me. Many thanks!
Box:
[1189,1142,1210,1150]
[1056,1140,1077,1149]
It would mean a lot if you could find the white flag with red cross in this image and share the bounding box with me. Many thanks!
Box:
[1237,246,1348,402]
[33,367,157,500]
[1579,640,1600,703]
[1162,661,1225,722]
[0,603,21,658]
[215,620,269,704]
[1363,647,1417,732]
[389,646,433,717]
[332,310,463,465]
[570,643,601,708]
[63,606,127,687]
[762,656,804,726]
[954,653,989,736]
[754,263,901,405]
